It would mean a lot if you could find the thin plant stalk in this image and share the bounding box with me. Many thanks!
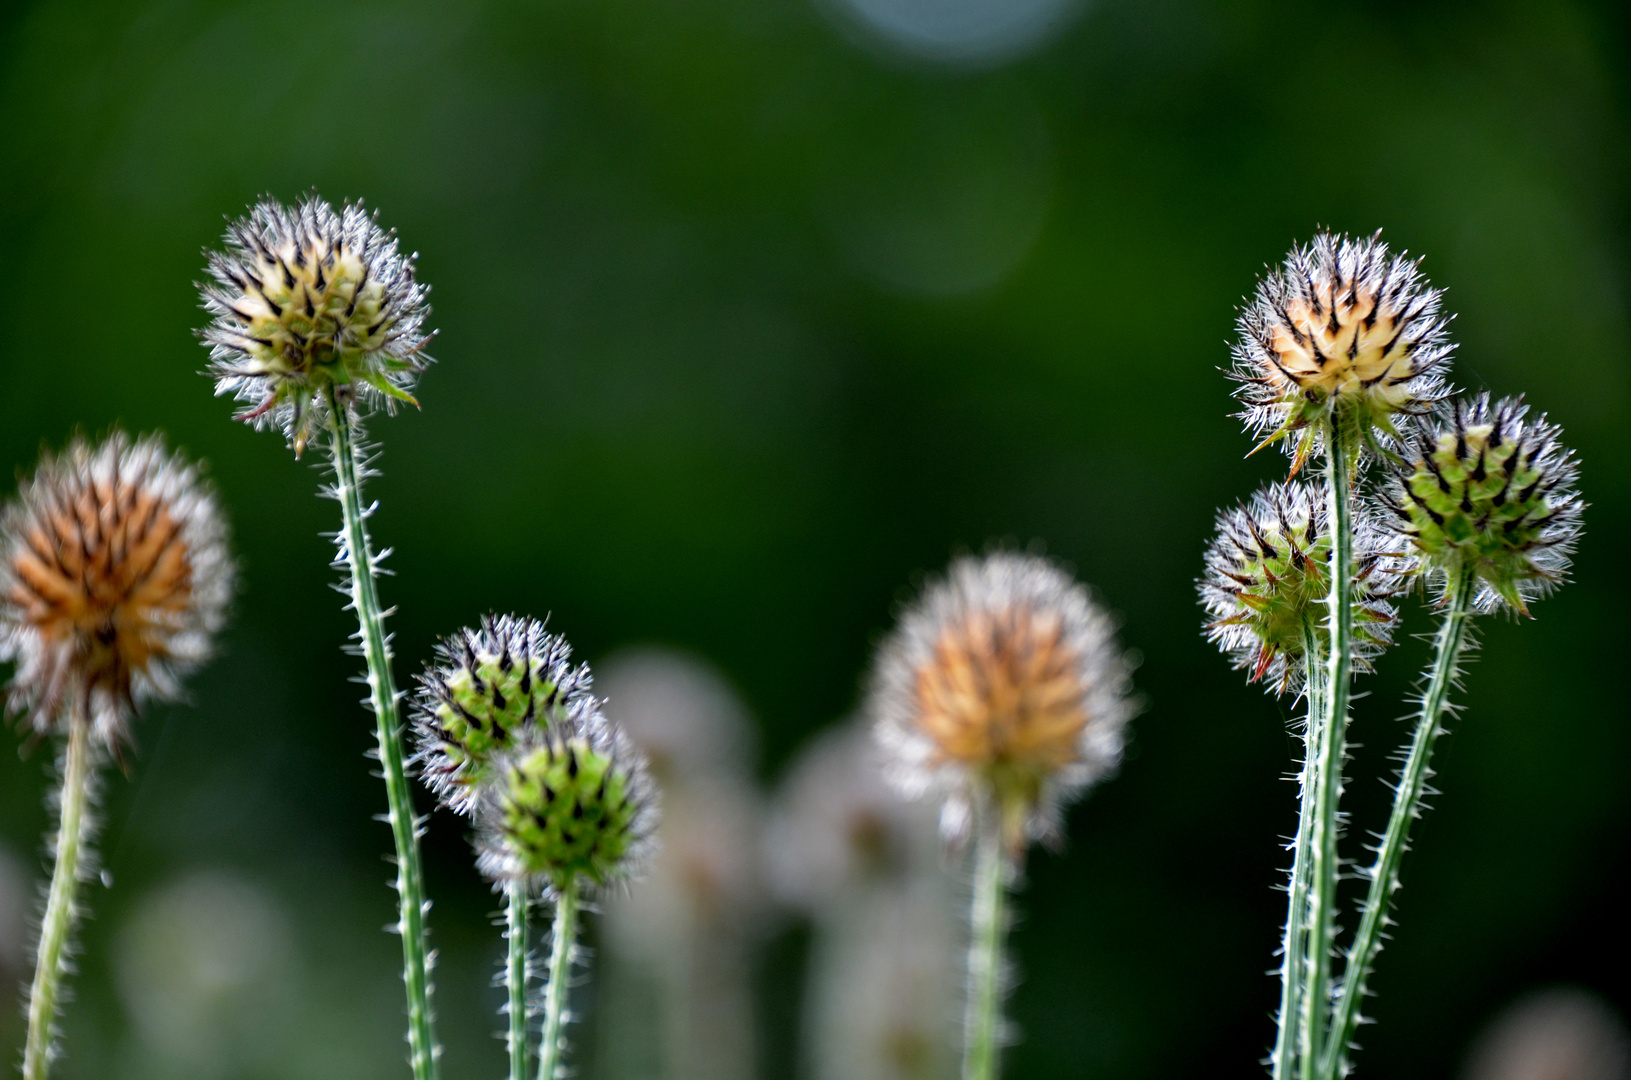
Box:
[1300,420,1356,1077]
[537,886,581,1080]
[326,389,439,1080]
[1319,561,1477,1080]
[1271,615,1327,1080]
[506,884,531,1080]
[22,704,94,1080]
[964,800,1008,1080]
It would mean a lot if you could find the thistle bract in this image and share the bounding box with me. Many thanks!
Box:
[0,433,233,749]
[1200,482,1399,693]
[1232,231,1452,470]
[412,615,589,816]
[867,552,1135,855]
[479,716,658,893]
[1386,394,1582,614]
[200,195,431,454]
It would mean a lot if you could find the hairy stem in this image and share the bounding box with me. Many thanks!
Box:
[507,885,531,1080]
[964,801,1008,1080]
[537,885,580,1080]
[1319,562,1477,1080]
[22,706,94,1080]
[326,391,439,1080]
[1271,616,1327,1080]
[1301,419,1355,1077]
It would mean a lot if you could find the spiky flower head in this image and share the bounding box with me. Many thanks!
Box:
[477,708,659,895]
[1200,482,1400,694]
[1383,395,1582,615]
[0,433,233,751]
[199,194,432,455]
[1232,231,1453,472]
[411,614,590,816]
[866,552,1135,858]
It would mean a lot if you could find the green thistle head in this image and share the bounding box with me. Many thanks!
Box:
[1385,395,1582,614]
[478,715,658,894]
[411,615,589,816]
[199,195,432,455]
[1201,482,1399,693]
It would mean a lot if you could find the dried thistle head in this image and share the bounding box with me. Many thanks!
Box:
[411,614,590,816]
[476,706,660,896]
[1383,395,1582,615]
[0,433,233,750]
[1232,231,1453,472]
[867,552,1135,858]
[199,194,432,454]
[1200,482,1401,695]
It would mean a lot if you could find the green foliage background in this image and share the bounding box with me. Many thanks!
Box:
[0,0,1626,1076]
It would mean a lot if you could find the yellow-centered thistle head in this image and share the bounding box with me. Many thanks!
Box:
[200,195,432,454]
[0,433,233,751]
[867,552,1135,858]
[1232,231,1453,472]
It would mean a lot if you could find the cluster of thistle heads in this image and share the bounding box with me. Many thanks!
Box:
[1204,230,1584,691]
[411,615,658,896]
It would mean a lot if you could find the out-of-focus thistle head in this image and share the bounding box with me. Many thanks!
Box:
[199,194,432,455]
[0,433,233,751]
[867,552,1135,860]
[1383,395,1582,615]
[411,614,589,816]
[1232,231,1453,473]
[1200,482,1400,695]
[477,708,659,895]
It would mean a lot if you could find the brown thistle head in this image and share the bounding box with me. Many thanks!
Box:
[0,433,233,750]
[867,552,1135,859]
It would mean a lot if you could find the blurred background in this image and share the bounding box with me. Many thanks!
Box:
[1,0,1628,1077]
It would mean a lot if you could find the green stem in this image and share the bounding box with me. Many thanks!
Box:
[1319,562,1477,1080]
[1271,616,1327,1080]
[507,884,531,1080]
[1301,419,1355,1078]
[22,706,94,1080]
[537,885,580,1080]
[326,390,439,1080]
[963,801,1008,1080]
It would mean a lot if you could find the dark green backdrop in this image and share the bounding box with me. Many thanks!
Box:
[0,0,1626,1077]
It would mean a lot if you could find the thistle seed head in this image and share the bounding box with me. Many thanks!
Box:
[200,195,432,455]
[0,433,233,750]
[1384,394,1582,615]
[867,552,1135,857]
[411,614,590,816]
[477,708,659,895]
[1200,482,1400,695]
[1232,231,1453,471]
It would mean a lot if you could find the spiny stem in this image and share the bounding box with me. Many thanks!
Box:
[1319,561,1477,1080]
[1271,616,1327,1080]
[537,885,580,1080]
[507,885,531,1080]
[326,390,439,1080]
[964,801,1008,1080]
[22,706,94,1080]
[1301,418,1355,1078]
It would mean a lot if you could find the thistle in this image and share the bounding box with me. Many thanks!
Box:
[199,194,439,1080]
[0,432,232,1080]
[1319,399,1583,1078]
[1384,394,1582,615]
[478,708,659,1080]
[200,195,431,456]
[867,551,1135,1080]
[1200,482,1400,696]
[1231,231,1452,472]
[412,615,590,816]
